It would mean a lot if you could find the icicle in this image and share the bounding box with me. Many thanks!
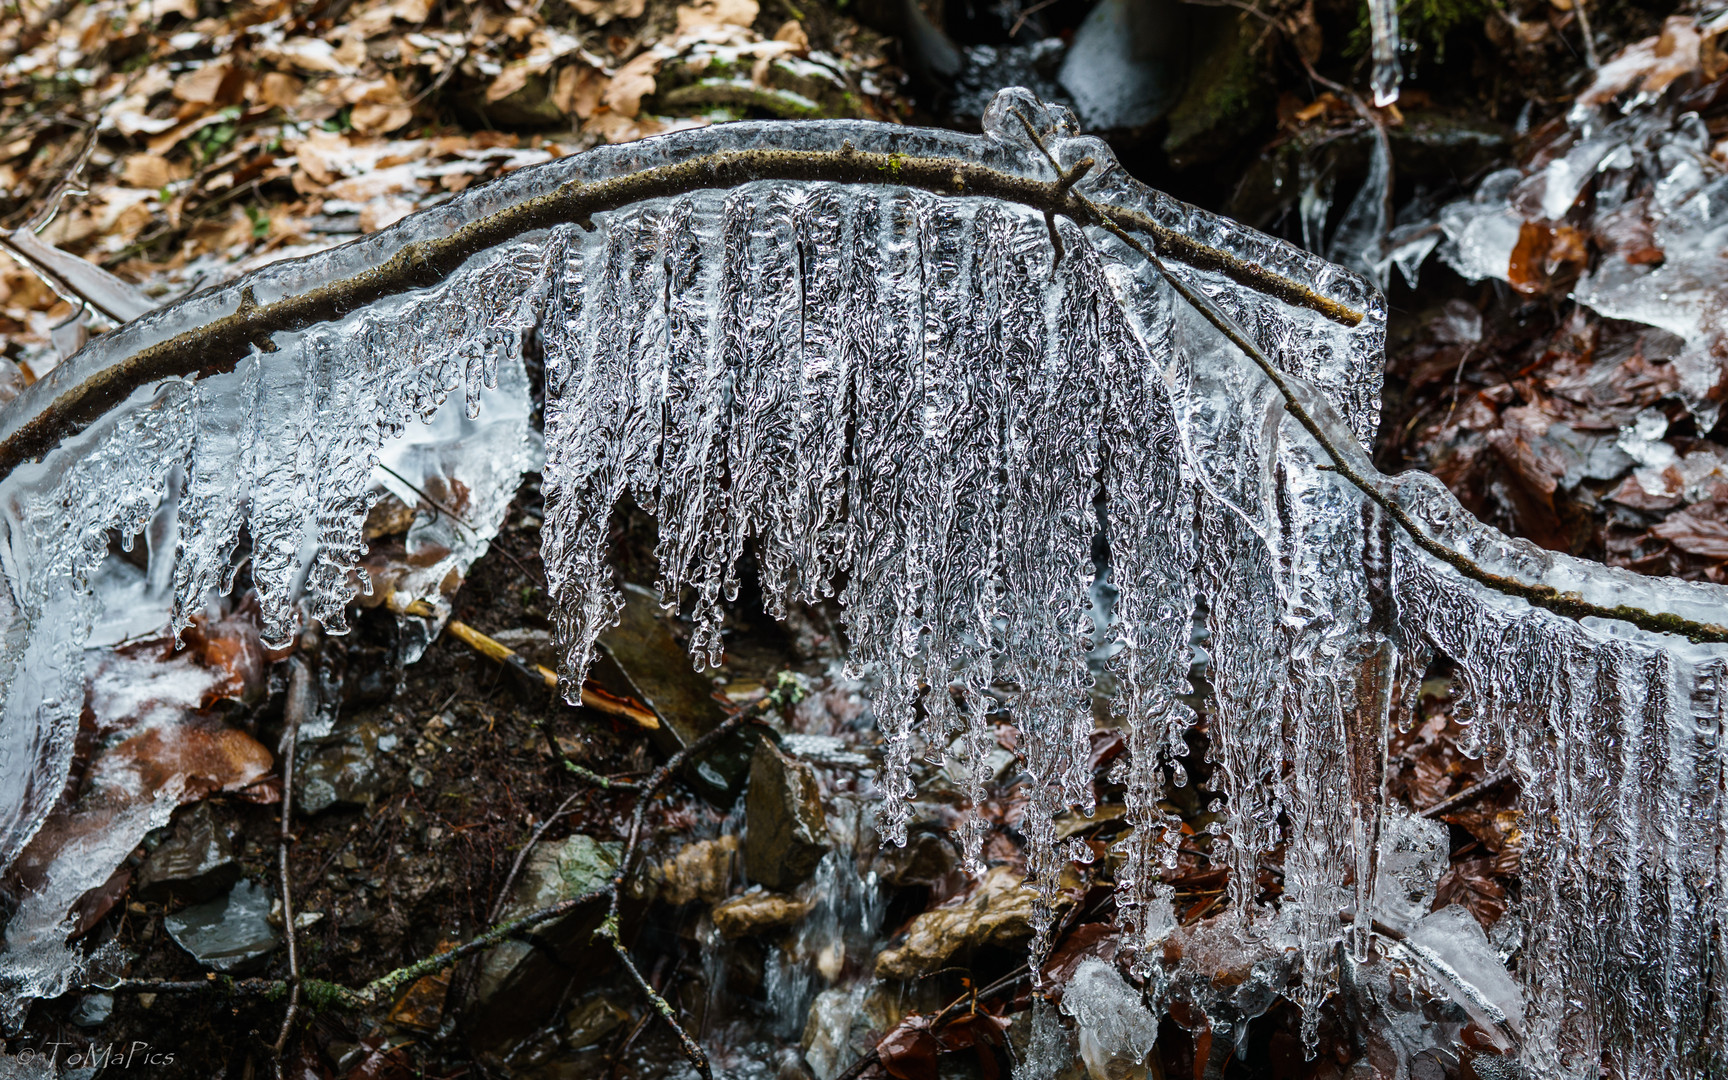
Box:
[1367,0,1402,106]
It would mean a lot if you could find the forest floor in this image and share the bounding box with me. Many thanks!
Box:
[2,0,1725,1075]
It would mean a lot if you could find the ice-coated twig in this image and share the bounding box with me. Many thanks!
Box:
[0,143,1362,478]
[2,129,1717,646]
[994,114,1728,645]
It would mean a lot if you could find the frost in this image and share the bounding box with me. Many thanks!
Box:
[0,89,1725,1075]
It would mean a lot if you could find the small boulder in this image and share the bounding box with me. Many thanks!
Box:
[642,834,738,906]
[711,888,812,939]
[470,834,620,1039]
[135,803,239,904]
[874,864,1039,980]
[164,879,281,974]
[744,737,830,891]
[296,717,385,814]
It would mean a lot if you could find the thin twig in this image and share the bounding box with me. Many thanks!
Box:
[831,966,1031,1080]
[270,655,314,1075]
[1574,0,1600,69]
[1420,762,1515,819]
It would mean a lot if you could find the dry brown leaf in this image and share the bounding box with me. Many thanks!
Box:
[603,51,662,118]
[293,128,352,186]
[585,111,666,143]
[392,0,434,21]
[503,15,539,39]
[121,153,174,189]
[552,64,605,117]
[259,71,305,109]
[352,102,415,135]
[486,65,533,103]
[172,62,232,105]
[571,0,647,25]
[676,0,758,33]
[773,19,810,52]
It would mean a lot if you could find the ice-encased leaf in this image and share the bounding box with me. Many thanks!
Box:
[0,91,1724,1074]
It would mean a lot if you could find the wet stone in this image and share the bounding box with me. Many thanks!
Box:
[874,864,1041,980]
[870,829,961,889]
[70,993,113,1029]
[642,834,738,906]
[1056,0,1184,131]
[711,887,813,939]
[597,583,752,800]
[296,716,385,815]
[133,802,239,904]
[472,834,620,1016]
[565,993,631,1049]
[744,736,831,892]
[164,879,281,974]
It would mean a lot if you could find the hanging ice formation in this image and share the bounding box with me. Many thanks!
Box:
[1,89,1726,1072]
[1367,0,1403,106]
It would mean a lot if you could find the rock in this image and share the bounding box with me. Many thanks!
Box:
[871,829,960,889]
[1057,0,1185,131]
[468,834,620,1046]
[597,583,752,800]
[134,803,239,904]
[643,834,738,906]
[565,993,631,1049]
[296,716,385,815]
[711,888,813,939]
[70,993,112,1028]
[874,864,1040,980]
[164,879,281,974]
[744,737,830,891]
[804,979,942,1080]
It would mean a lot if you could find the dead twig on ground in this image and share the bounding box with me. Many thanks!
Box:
[269,653,314,1077]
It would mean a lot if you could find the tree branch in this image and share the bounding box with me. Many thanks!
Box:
[0,143,1359,478]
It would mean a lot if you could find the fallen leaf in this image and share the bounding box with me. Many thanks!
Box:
[773,19,810,52]
[676,0,758,34]
[602,51,662,118]
[121,154,174,189]
[877,1016,941,1080]
[260,71,305,109]
[1579,14,1703,105]
[172,62,236,106]
[486,65,533,103]
[570,0,647,24]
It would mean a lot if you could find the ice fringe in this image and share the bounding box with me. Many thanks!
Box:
[0,89,1723,1075]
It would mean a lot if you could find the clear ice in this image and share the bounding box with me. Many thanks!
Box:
[0,89,1724,1076]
